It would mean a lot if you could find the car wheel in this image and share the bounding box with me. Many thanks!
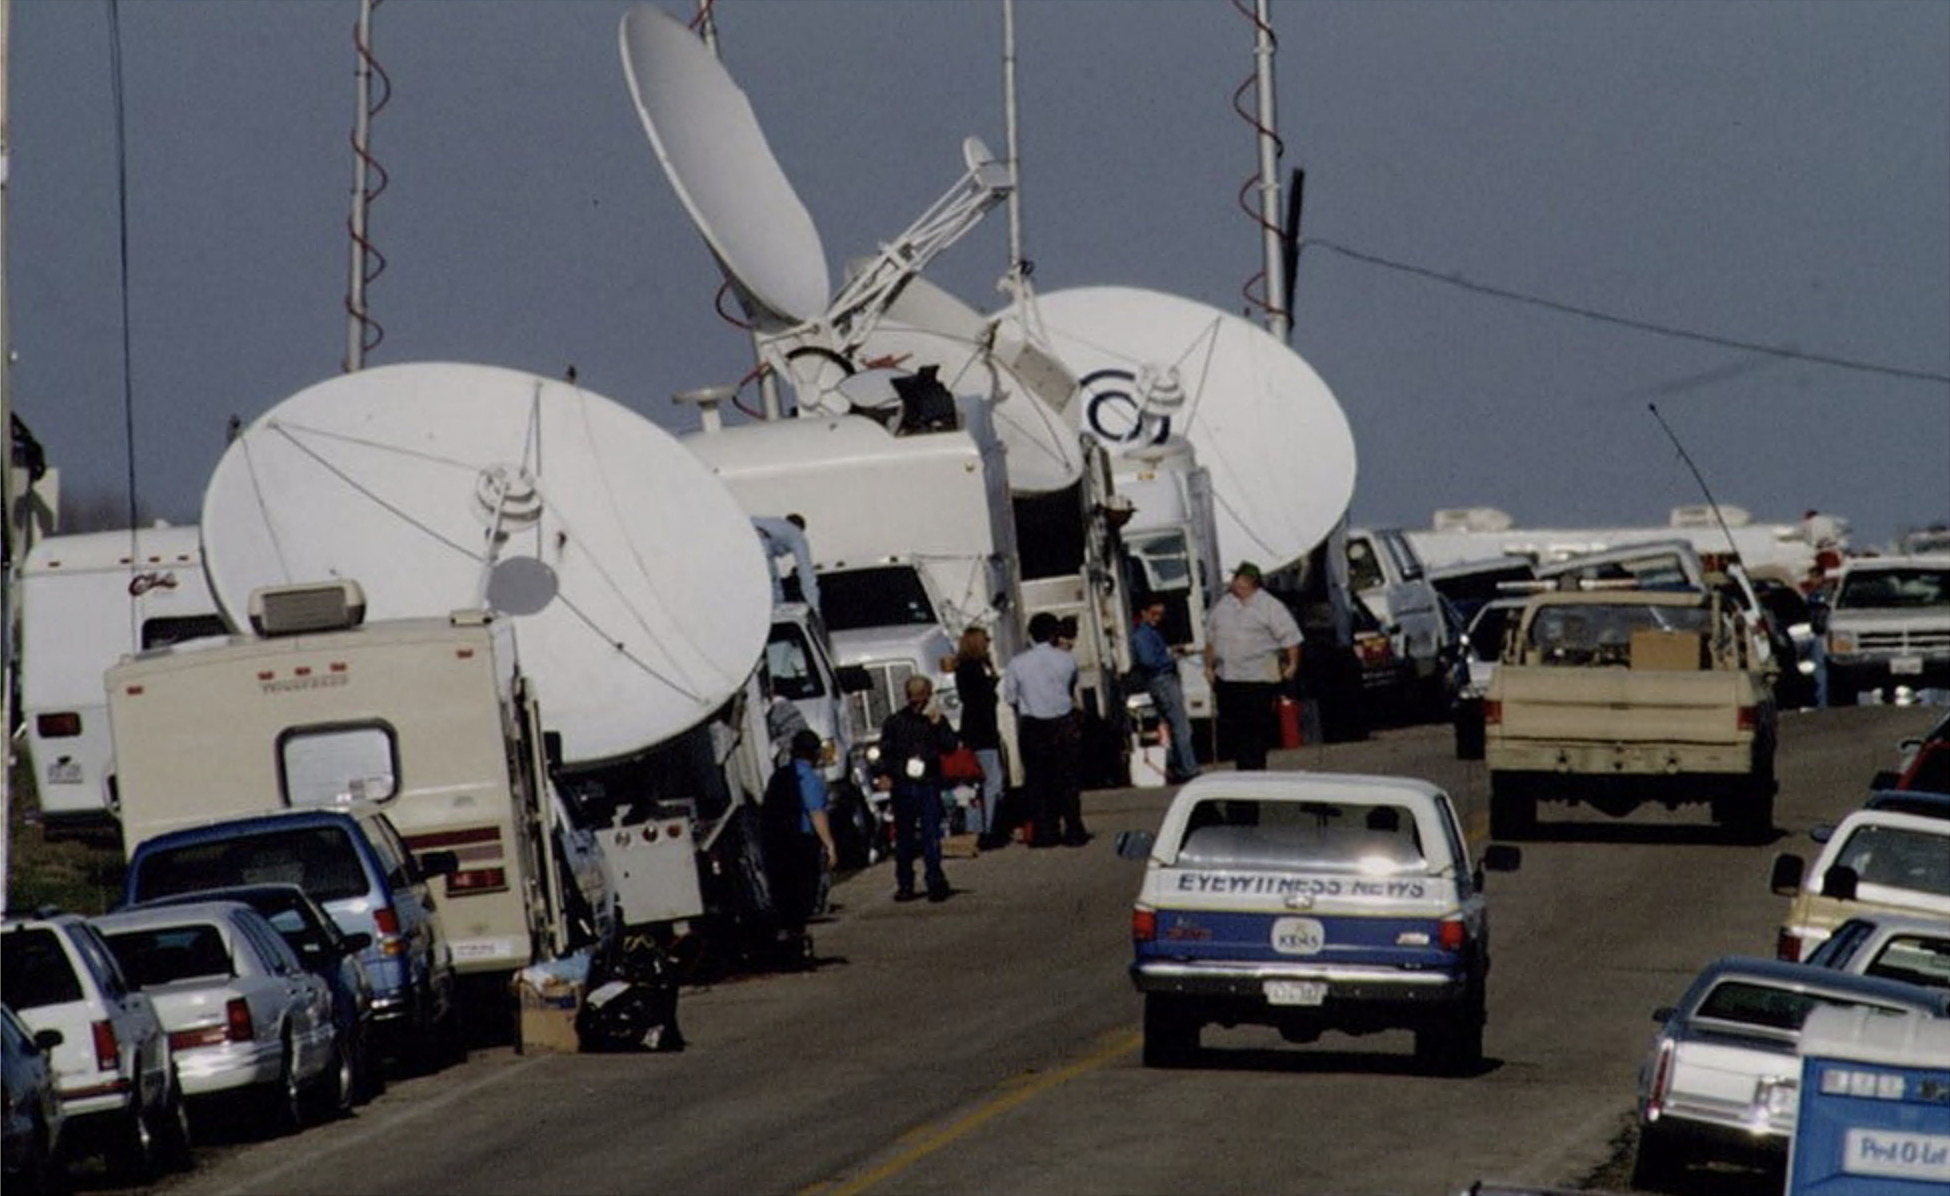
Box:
[350,1024,384,1104]
[1415,989,1485,1076]
[264,1037,305,1137]
[307,1037,356,1121]
[1489,781,1536,840]
[108,1096,159,1183]
[156,1067,195,1173]
[16,1107,63,1196]
[1141,994,1200,1069]
[1630,1123,1684,1191]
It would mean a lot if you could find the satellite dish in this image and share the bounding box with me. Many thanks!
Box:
[619,3,829,326]
[200,361,773,767]
[1017,286,1358,571]
[856,273,1085,494]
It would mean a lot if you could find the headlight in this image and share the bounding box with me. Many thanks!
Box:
[1827,631,1857,654]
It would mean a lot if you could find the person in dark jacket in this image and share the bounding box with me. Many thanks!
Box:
[874,674,958,903]
[950,626,1007,849]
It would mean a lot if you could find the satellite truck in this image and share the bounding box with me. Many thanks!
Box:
[108,361,792,1028]
[621,1,1145,799]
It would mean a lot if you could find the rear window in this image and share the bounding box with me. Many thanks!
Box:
[1,928,83,1009]
[1865,934,1950,991]
[1175,799,1427,874]
[1695,981,1902,1034]
[1525,602,1711,666]
[103,925,234,987]
[1832,824,1950,897]
[134,825,372,904]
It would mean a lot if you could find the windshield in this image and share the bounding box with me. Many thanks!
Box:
[819,566,938,632]
[1835,566,1950,611]
[1174,798,1429,875]
[1525,602,1712,665]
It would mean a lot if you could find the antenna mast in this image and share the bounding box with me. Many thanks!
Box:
[1001,0,1027,301]
[1252,0,1288,341]
[1648,402,1742,562]
[343,0,388,372]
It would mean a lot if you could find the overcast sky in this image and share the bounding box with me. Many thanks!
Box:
[9,0,1947,550]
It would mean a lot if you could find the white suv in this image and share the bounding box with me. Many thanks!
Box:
[0,912,192,1180]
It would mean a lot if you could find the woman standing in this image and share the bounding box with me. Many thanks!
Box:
[951,625,1007,849]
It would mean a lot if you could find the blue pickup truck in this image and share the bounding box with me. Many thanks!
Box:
[1119,771,1519,1074]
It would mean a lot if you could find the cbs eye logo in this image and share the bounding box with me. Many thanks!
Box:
[1079,368,1178,448]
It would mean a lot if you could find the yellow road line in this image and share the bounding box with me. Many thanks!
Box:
[804,1028,1142,1196]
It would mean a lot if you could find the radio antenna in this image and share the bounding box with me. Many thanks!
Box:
[1647,402,1740,563]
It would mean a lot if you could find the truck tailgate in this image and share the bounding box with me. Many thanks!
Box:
[1493,669,1749,744]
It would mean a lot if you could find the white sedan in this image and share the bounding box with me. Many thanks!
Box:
[93,901,339,1135]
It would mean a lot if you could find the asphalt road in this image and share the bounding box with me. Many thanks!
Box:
[104,702,1934,1196]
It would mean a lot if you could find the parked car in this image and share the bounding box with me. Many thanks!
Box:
[126,883,379,1109]
[3,1003,67,1195]
[1631,955,1950,1189]
[121,804,461,1071]
[1119,771,1520,1074]
[1803,911,1950,991]
[1771,807,1950,961]
[0,912,192,1181]
[93,901,340,1134]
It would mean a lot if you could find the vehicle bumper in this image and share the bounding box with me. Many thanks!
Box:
[1131,959,1467,1004]
[1486,740,1755,776]
[174,1042,283,1097]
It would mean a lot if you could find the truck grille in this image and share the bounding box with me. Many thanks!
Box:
[1856,628,1950,654]
[843,661,914,744]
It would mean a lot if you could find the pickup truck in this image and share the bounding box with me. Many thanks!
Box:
[1820,554,1950,704]
[1483,588,1778,841]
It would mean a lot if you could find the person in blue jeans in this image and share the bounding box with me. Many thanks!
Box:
[874,674,958,903]
[1133,596,1201,783]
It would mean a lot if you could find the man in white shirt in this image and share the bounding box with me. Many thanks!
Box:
[1203,561,1302,771]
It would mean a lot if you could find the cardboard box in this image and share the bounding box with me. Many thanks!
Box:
[515,975,582,1055]
[942,832,981,859]
[1630,629,1705,671]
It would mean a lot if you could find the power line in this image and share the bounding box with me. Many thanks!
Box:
[1301,238,1950,387]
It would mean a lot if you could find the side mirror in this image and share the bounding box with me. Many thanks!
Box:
[1819,864,1860,902]
[1869,771,1899,790]
[339,931,374,956]
[32,1028,64,1052]
[1482,844,1522,873]
[1770,853,1805,895]
[543,731,565,771]
[1651,1005,1675,1025]
[420,849,461,879]
[836,665,874,695]
[1114,829,1156,860]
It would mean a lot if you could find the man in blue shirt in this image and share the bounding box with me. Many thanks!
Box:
[762,728,840,964]
[1004,611,1088,846]
[1133,597,1201,784]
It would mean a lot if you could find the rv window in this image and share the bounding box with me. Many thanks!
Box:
[765,625,824,701]
[279,724,398,807]
[1125,529,1194,594]
[140,613,229,650]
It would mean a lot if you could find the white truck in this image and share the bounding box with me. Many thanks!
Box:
[678,389,1027,772]
[16,525,226,835]
[106,580,616,1011]
[1820,554,1950,704]
[1346,526,1451,719]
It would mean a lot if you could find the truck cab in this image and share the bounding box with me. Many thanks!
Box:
[1346,527,1449,715]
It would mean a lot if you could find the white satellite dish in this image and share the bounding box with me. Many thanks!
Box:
[619,3,829,327]
[200,361,773,767]
[1016,286,1358,571]
[854,274,1085,494]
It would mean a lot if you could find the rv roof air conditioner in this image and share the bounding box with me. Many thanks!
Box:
[248,581,368,637]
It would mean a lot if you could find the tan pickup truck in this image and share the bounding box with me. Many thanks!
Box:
[1484,588,1778,841]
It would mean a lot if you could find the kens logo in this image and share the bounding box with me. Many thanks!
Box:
[128,571,181,597]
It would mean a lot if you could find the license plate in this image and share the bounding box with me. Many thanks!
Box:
[46,762,82,785]
[1264,979,1326,1006]
[1891,656,1924,676]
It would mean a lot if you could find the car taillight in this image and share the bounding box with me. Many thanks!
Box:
[225,997,254,1042]
[1645,1040,1674,1119]
[1438,919,1468,952]
[1776,929,1801,961]
[36,711,82,738]
[374,906,407,956]
[1483,700,1502,727]
[91,1019,119,1071]
[448,867,507,893]
[1131,907,1157,944]
[169,1025,229,1052]
[1736,705,1756,732]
